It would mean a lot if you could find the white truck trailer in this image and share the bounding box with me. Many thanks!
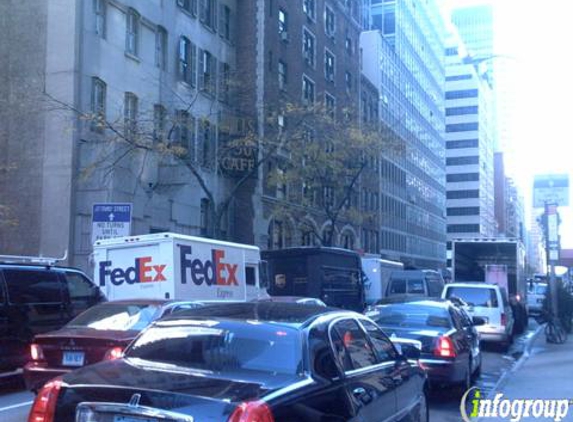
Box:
[93,233,269,302]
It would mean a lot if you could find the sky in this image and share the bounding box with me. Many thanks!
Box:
[447,0,573,246]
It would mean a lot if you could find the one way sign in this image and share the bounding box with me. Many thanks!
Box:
[92,203,132,244]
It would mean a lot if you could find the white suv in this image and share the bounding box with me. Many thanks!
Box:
[442,282,514,350]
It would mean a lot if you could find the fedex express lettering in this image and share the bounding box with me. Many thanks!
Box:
[179,245,239,286]
[99,257,167,286]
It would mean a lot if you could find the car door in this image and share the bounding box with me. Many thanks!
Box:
[456,307,481,370]
[331,318,397,422]
[0,272,22,372]
[359,318,421,418]
[448,307,472,368]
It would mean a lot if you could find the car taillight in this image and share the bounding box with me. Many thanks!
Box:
[27,378,62,422]
[501,313,507,327]
[228,400,274,422]
[30,344,45,361]
[103,347,123,360]
[434,336,456,358]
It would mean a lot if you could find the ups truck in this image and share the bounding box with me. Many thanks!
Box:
[452,238,528,333]
[262,247,364,312]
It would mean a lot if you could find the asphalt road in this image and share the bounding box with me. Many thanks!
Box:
[429,320,540,421]
[0,321,539,422]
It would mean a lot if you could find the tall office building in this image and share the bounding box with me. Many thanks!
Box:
[364,0,448,268]
[444,32,496,241]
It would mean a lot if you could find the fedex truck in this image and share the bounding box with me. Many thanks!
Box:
[93,233,269,302]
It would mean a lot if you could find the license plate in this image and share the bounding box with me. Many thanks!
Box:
[113,416,158,422]
[62,351,85,367]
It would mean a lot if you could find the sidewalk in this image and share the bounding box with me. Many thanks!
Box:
[476,327,573,421]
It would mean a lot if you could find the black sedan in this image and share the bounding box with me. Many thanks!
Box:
[366,299,483,393]
[29,302,428,422]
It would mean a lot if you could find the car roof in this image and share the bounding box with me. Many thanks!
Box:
[163,302,344,327]
[94,299,183,306]
[445,282,499,289]
[0,263,86,272]
[373,298,453,310]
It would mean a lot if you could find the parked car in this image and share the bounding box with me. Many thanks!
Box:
[386,270,445,299]
[366,299,483,393]
[0,259,104,381]
[442,282,514,351]
[28,302,429,422]
[23,299,204,392]
[527,282,548,317]
[251,295,327,306]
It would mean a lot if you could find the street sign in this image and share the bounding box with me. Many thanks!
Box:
[533,174,569,207]
[92,203,132,245]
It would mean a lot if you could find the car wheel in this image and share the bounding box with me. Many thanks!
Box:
[416,391,429,422]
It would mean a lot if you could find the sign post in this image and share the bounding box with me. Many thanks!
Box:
[92,203,132,245]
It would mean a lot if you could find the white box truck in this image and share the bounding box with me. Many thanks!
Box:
[93,233,269,302]
[361,256,404,306]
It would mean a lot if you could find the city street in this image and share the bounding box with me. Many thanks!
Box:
[0,321,539,422]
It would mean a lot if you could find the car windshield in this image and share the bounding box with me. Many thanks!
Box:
[389,279,425,295]
[127,320,303,376]
[445,287,499,308]
[368,304,452,329]
[535,284,548,295]
[67,303,162,331]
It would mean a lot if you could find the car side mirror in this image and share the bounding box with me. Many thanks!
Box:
[400,343,421,360]
[472,316,486,326]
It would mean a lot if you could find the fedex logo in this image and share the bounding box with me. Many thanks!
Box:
[179,245,239,286]
[99,257,167,286]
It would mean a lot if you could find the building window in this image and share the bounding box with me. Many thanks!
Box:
[268,219,291,250]
[123,92,138,139]
[155,26,167,70]
[446,139,479,149]
[445,122,479,132]
[446,173,480,182]
[303,29,315,67]
[200,119,214,167]
[325,50,335,82]
[125,9,139,56]
[199,49,216,95]
[447,206,480,216]
[383,10,396,34]
[325,5,335,36]
[345,71,353,92]
[178,37,196,86]
[345,30,354,55]
[446,74,472,81]
[91,77,106,132]
[302,76,315,105]
[94,0,106,38]
[200,198,211,235]
[325,93,335,118]
[303,0,316,20]
[446,190,480,199]
[323,186,334,207]
[200,0,216,30]
[445,47,458,56]
[447,224,480,233]
[278,60,287,90]
[177,0,198,16]
[153,104,166,143]
[279,8,288,36]
[219,62,230,103]
[445,106,478,116]
[220,4,231,40]
[446,156,479,166]
[445,89,478,99]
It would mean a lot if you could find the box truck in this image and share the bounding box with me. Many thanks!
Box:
[93,233,269,302]
[361,256,404,305]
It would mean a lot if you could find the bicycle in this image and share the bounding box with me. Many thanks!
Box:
[545,314,567,344]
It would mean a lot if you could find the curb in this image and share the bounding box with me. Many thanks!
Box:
[486,323,544,397]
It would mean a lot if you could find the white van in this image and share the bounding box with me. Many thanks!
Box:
[93,233,269,302]
[442,282,514,350]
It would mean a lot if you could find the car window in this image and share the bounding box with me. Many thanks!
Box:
[359,319,398,362]
[245,266,256,286]
[456,307,473,327]
[68,303,162,331]
[369,304,452,330]
[128,321,303,376]
[536,284,548,295]
[449,307,465,329]
[332,319,377,371]
[427,277,444,296]
[445,286,499,308]
[4,269,62,304]
[389,279,406,294]
[407,279,425,294]
[65,272,97,299]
